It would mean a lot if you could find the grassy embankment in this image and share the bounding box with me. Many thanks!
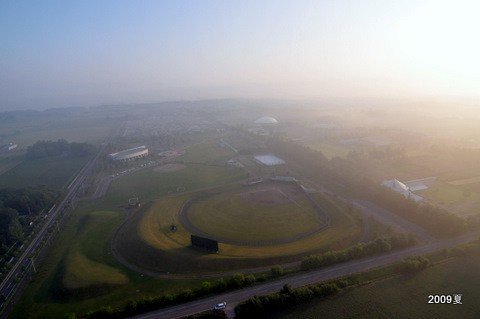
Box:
[10,203,202,319]
[118,190,361,273]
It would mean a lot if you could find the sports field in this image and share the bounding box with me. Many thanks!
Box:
[186,184,322,242]
[114,187,360,274]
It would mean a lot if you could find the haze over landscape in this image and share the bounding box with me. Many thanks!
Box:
[1,0,479,110]
[1,1,480,319]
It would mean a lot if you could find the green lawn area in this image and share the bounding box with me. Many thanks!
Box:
[271,254,480,319]
[178,140,234,164]
[0,153,23,175]
[11,203,203,319]
[104,164,248,204]
[306,142,350,160]
[188,192,320,241]
[0,156,88,189]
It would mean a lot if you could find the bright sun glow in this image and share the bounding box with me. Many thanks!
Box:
[395,1,480,96]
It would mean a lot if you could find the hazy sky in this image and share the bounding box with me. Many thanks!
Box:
[1,0,479,110]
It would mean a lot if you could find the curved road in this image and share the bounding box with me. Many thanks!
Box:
[130,230,480,319]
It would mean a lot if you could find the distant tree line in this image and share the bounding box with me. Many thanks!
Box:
[267,136,470,237]
[0,186,57,251]
[26,139,95,160]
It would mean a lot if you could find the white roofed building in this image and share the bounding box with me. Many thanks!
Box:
[109,145,149,161]
[254,116,279,125]
[382,178,423,202]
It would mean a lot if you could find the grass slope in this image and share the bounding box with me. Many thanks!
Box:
[11,205,202,319]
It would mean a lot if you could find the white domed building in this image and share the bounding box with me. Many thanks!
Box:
[254,116,279,125]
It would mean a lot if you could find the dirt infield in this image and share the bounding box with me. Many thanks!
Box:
[153,163,186,173]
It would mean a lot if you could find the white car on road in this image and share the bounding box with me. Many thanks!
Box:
[214,302,226,310]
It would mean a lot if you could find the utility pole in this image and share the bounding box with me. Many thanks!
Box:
[31,258,36,273]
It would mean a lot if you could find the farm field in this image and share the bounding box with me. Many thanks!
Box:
[418,183,480,218]
[0,153,23,175]
[0,112,122,148]
[0,156,89,189]
[10,203,203,319]
[305,142,350,160]
[270,253,480,319]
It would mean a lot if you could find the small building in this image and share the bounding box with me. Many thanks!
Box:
[254,155,286,166]
[0,143,18,153]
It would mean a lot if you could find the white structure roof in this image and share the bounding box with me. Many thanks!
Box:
[382,178,423,202]
[255,116,278,125]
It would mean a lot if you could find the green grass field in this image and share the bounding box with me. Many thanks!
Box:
[188,190,321,241]
[270,254,480,319]
[0,156,88,189]
[0,153,23,175]
[104,163,248,204]
[179,140,234,164]
[306,142,350,160]
[0,113,121,148]
[11,204,203,319]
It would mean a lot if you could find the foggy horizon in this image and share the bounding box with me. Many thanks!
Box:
[2,0,479,111]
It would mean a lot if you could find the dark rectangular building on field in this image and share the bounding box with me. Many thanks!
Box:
[191,235,219,252]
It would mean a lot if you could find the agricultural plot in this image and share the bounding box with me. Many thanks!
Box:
[270,254,480,319]
[418,183,480,218]
[0,153,23,175]
[0,112,121,148]
[0,156,88,189]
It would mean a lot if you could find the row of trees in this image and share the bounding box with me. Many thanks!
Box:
[301,233,415,271]
[234,282,340,318]
[26,139,95,160]
[83,273,264,318]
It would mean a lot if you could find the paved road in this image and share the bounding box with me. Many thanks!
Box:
[130,230,480,319]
